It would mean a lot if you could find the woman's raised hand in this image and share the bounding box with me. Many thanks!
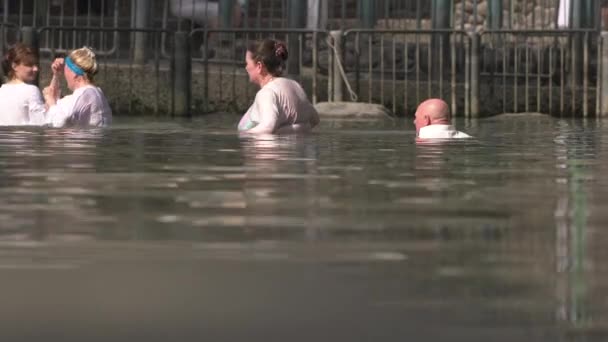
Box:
[51,58,64,75]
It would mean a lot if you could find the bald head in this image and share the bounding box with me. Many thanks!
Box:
[416,99,451,123]
[414,98,451,134]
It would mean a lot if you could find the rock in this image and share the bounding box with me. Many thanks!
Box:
[485,112,553,121]
[314,102,393,118]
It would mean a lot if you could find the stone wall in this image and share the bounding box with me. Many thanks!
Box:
[376,1,558,32]
[453,0,558,31]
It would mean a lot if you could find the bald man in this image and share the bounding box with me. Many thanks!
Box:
[414,99,471,139]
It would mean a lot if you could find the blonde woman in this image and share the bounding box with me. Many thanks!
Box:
[43,47,112,127]
[0,43,46,125]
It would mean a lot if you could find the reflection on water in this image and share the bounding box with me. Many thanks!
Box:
[0,115,606,341]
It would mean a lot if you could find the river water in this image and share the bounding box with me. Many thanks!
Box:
[0,114,605,341]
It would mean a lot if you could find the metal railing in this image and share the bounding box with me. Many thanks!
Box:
[0,22,20,53]
[11,24,605,117]
[0,1,602,31]
[480,29,599,116]
[341,29,473,117]
[0,1,604,117]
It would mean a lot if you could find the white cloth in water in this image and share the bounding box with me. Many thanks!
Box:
[418,124,471,139]
[169,0,247,23]
[170,0,218,22]
[557,0,571,28]
[0,82,47,125]
[46,85,112,128]
[238,77,319,134]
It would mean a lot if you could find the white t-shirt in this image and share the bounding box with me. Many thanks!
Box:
[238,77,319,134]
[418,124,471,139]
[46,85,112,128]
[0,82,47,126]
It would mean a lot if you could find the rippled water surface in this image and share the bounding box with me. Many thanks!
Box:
[0,114,606,341]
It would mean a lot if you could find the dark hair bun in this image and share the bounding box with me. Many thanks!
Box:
[274,42,288,61]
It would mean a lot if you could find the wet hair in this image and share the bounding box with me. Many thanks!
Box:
[247,39,288,77]
[2,43,39,81]
[69,46,98,82]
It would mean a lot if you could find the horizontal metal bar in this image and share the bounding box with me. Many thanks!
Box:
[190,28,329,35]
[480,72,554,78]
[482,29,599,35]
[36,26,172,58]
[344,29,471,35]
[36,26,173,34]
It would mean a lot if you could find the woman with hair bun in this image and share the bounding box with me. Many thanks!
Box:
[238,39,319,134]
[43,46,112,127]
[0,43,46,125]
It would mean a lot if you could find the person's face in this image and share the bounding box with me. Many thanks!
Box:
[245,51,262,84]
[64,64,78,90]
[12,61,38,83]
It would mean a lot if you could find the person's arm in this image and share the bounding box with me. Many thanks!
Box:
[26,86,47,125]
[44,92,79,128]
[46,58,64,103]
[238,105,256,131]
[242,89,279,134]
[45,101,71,127]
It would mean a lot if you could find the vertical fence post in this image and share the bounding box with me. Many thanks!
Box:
[34,0,48,28]
[219,0,236,28]
[218,0,236,61]
[571,0,584,87]
[133,0,150,65]
[287,0,306,76]
[432,0,452,29]
[583,0,595,29]
[600,32,608,116]
[173,31,191,117]
[21,26,39,86]
[469,32,480,117]
[488,0,503,29]
[432,0,451,89]
[2,0,8,24]
[329,30,343,102]
[359,0,376,28]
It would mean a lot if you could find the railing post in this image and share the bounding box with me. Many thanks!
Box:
[432,0,452,29]
[571,0,584,86]
[582,0,594,29]
[359,0,376,28]
[469,32,480,117]
[287,0,306,76]
[329,30,343,102]
[21,26,39,86]
[34,0,48,28]
[133,0,150,65]
[488,0,503,29]
[600,32,608,116]
[217,0,236,59]
[432,0,452,82]
[173,31,191,117]
[2,0,8,24]
[219,0,236,28]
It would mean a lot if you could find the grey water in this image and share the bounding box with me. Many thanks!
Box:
[0,113,606,341]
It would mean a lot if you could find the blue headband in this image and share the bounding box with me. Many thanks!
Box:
[65,56,85,76]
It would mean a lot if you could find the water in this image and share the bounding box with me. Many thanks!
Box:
[0,114,605,341]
